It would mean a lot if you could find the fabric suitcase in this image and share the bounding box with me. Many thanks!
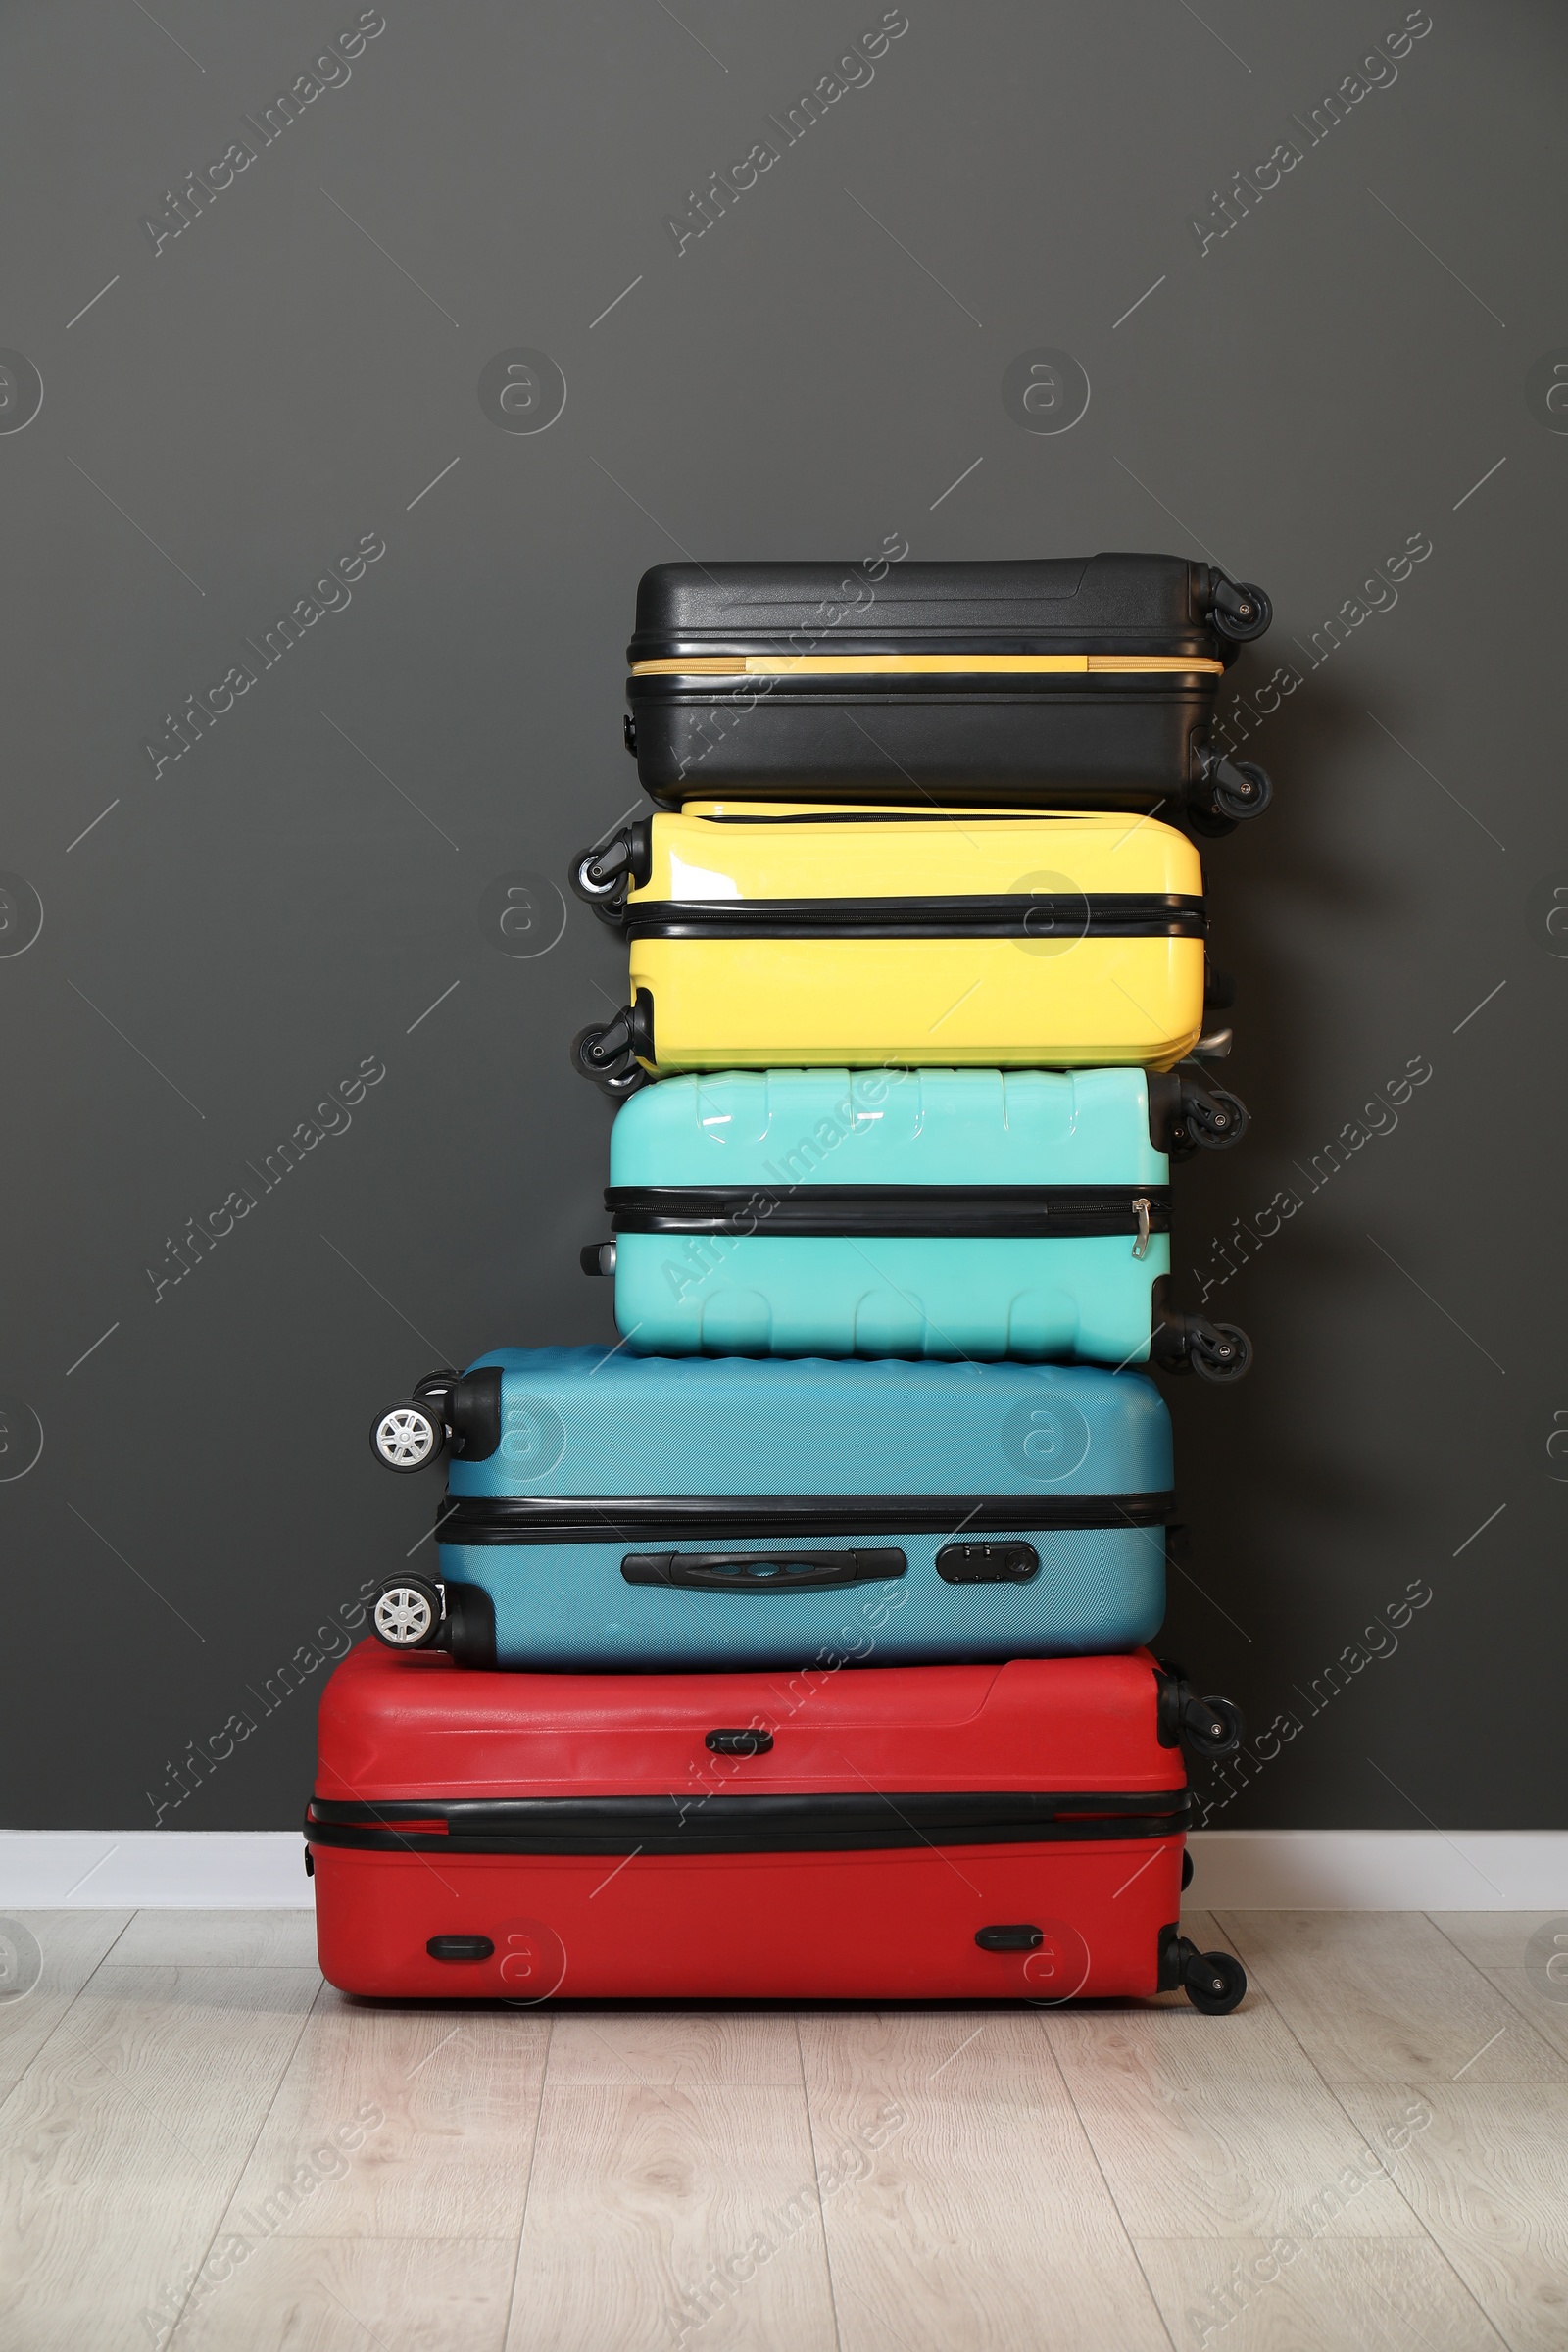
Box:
[366,1347,1177,1671]
[623,554,1272,826]
[582,1065,1250,1375]
[570,803,1221,1090]
[306,1638,1247,2009]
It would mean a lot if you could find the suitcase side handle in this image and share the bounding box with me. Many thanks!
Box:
[622,1548,907,1592]
[976,1925,1045,1952]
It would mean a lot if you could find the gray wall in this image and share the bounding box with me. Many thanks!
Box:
[3,0,1562,1836]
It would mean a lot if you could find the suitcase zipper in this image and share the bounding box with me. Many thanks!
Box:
[631,654,1225,677]
[305,1787,1191,1856]
[433,1490,1176,1544]
[623,893,1206,941]
[603,1184,1171,1243]
[687,808,1108,825]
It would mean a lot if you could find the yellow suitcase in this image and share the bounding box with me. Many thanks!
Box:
[570,803,1211,1089]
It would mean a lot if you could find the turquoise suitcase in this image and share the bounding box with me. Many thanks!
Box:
[581,1067,1250,1375]
[367,1348,1177,1669]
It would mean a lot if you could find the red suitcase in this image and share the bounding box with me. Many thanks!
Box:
[307,1642,1245,2010]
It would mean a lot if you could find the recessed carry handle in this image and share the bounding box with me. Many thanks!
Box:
[622,1549,907,1592]
[976,1925,1044,1952]
[705,1728,774,1756]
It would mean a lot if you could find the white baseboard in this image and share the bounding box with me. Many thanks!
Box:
[1188,1831,1568,1911]
[1,1830,1565,1911]
[0,1833,307,1909]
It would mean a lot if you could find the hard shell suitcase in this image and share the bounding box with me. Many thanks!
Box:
[306,1638,1248,2008]
[581,1066,1251,1375]
[366,1348,1180,1671]
[622,554,1272,827]
[570,803,1222,1089]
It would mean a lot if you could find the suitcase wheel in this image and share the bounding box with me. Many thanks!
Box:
[1183,1947,1248,2015]
[370,1576,443,1649]
[1192,751,1272,830]
[1181,1693,1244,1759]
[1189,1322,1252,1384]
[570,1028,649,1098]
[369,1399,447,1473]
[1211,759,1272,822]
[1208,577,1272,643]
[1181,1848,1195,1891]
[570,1022,649,1098]
[1180,1084,1249,1153]
[1151,1309,1252,1383]
[570,851,630,930]
[569,822,652,921]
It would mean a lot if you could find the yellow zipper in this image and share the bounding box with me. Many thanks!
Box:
[631,653,1224,677]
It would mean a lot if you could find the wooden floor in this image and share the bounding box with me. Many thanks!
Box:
[3,1909,1566,2349]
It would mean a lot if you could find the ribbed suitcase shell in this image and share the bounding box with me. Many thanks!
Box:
[431,1348,1171,1670]
[597,1067,1170,1363]
[608,805,1207,1073]
[624,554,1264,811]
[309,1641,1190,2001]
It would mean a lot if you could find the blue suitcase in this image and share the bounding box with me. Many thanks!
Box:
[580,1067,1250,1376]
[367,1348,1176,1672]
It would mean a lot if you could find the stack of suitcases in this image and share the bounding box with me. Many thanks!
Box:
[310,553,1270,2015]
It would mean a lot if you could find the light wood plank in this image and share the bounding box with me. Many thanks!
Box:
[113,1908,320,1970]
[802,2012,1169,2352]
[1428,1911,1568,2065]
[1217,1911,1568,2084]
[798,2003,1066,2101]
[1134,2234,1499,2351]
[0,1909,132,2103]
[221,1994,548,2241]
[1067,2082,1417,2240]
[0,1965,318,2351]
[508,2080,836,2352]
[167,2233,516,2352]
[1043,1909,1324,2091]
[545,2007,805,2087]
[1339,2082,1568,2352]
[37,1963,320,2167]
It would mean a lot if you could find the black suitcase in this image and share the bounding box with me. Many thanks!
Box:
[623,554,1273,829]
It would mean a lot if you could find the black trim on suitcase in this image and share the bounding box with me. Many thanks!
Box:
[689,808,1166,825]
[621,892,1206,942]
[305,1788,1191,1857]
[433,1491,1176,1545]
[604,1184,1172,1241]
[632,642,1227,664]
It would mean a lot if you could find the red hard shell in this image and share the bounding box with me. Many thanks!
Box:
[310,1642,1187,2002]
